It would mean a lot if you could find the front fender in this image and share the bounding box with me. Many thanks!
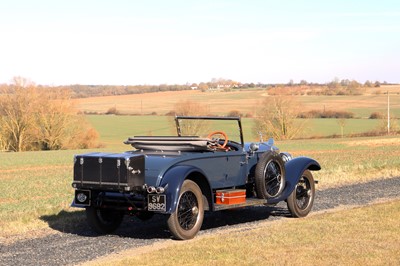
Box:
[267,156,321,204]
[158,165,208,214]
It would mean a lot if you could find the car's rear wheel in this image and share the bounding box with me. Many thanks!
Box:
[86,207,124,234]
[167,180,204,240]
[287,170,315,217]
[255,151,286,199]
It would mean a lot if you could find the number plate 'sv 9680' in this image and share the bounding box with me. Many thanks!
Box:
[147,194,166,211]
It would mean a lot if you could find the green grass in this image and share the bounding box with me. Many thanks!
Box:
[0,150,84,235]
[0,149,76,169]
[301,118,380,137]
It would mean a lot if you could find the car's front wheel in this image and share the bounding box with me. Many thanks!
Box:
[287,170,315,217]
[167,180,204,240]
[86,207,124,234]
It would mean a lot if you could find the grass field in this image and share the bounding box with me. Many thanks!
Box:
[86,200,400,266]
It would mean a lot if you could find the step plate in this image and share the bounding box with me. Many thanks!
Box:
[214,198,270,211]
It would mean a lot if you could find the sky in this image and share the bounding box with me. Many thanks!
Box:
[0,0,399,85]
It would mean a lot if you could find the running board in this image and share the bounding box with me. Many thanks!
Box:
[214,198,271,211]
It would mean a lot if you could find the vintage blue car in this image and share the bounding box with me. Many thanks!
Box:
[72,116,321,240]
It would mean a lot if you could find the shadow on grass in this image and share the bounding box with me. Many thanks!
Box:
[40,204,290,240]
[40,210,90,235]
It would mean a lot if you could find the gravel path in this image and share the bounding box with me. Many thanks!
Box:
[1,177,400,266]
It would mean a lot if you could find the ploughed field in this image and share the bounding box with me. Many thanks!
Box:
[76,87,400,118]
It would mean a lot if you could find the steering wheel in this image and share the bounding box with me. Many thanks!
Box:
[207,131,229,148]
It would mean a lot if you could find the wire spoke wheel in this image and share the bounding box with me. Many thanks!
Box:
[287,170,315,218]
[167,180,204,240]
[295,178,312,209]
[177,191,199,230]
[264,160,283,196]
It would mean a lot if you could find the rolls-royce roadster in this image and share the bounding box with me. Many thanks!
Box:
[72,116,321,240]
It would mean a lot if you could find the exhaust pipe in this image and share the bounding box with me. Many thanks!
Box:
[147,186,157,194]
[156,187,165,194]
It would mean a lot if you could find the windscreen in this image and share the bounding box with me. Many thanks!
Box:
[176,117,243,145]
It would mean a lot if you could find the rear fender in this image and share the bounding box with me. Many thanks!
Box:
[267,157,321,204]
[159,165,209,213]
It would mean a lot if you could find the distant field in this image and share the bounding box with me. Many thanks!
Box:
[77,90,264,116]
[300,94,400,118]
[76,87,400,118]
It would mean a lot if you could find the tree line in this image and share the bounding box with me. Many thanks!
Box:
[1,77,393,99]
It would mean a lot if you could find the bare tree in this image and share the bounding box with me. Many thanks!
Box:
[32,89,77,150]
[0,77,99,151]
[253,96,307,140]
[0,82,39,151]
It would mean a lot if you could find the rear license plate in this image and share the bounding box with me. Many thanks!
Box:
[147,194,166,212]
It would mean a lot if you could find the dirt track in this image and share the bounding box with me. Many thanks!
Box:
[1,177,400,266]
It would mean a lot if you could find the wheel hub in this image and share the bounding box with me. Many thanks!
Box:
[192,206,199,215]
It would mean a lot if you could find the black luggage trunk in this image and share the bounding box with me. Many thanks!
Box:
[72,152,145,191]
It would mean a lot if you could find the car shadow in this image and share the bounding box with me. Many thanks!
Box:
[40,203,290,240]
[40,210,172,239]
[201,203,290,231]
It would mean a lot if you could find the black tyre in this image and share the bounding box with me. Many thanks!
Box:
[287,170,315,218]
[167,180,204,240]
[86,207,124,234]
[255,151,286,199]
